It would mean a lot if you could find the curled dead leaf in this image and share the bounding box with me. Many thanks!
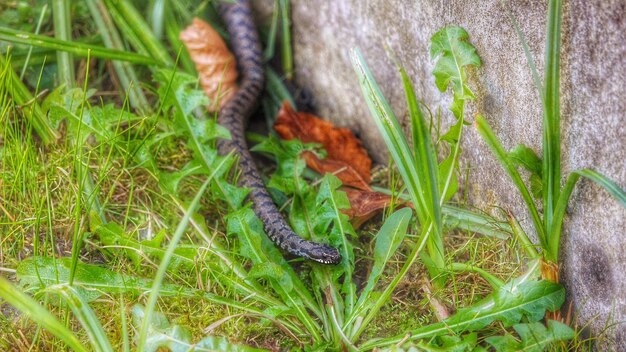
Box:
[342,188,406,228]
[274,102,372,190]
[180,18,238,111]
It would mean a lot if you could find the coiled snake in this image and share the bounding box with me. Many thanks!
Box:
[216,0,341,264]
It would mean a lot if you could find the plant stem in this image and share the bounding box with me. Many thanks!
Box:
[85,0,149,112]
[52,0,74,87]
[506,210,540,259]
[0,28,161,66]
[104,0,174,67]
[449,262,504,288]
[136,179,212,351]
[279,0,293,79]
[19,4,48,80]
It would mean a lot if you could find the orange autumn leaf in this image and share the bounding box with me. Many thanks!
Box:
[342,188,407,228]
[180,18,238,111]
[274,102,372,190]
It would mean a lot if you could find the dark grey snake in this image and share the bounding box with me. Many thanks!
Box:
[216,0,341,265]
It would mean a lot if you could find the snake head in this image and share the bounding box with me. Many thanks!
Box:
[307,244,342,265]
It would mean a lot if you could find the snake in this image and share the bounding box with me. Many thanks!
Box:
[216,0,342,265]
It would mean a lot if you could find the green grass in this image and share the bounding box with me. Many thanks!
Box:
[476,0,626,269]
[0,0,607,350]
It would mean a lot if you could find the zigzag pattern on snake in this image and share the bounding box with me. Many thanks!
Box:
[216,0,342,265]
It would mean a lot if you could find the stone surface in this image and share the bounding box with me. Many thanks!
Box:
[255,0,626,346]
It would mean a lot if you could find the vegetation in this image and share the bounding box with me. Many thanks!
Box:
[0,0,620,351]
[476,0,626,280]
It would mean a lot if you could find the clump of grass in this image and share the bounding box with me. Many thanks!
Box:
[476,0,626,283]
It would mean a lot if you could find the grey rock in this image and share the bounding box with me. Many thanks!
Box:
[255,0,626,347]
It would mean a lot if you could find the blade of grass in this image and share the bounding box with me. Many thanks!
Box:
[449,262,504,288]
[351,48,428,223]
[266,67,295,107]
[263,0,280,60]
[400,65,445,274]
[346,208,412,330]
[19,4,48,79]
[164,10,196,74]
[0,53,58,143]
[505,3,543,98]
[0,27,161,66]
[506,210,540,259]
[137,160,223,350]
[542,0,563,248]
[45,285,114,352]
[52,0,74,86]
[279,0,293,79]
[475,115,546,247]
[350,221,433,342]
[323,178,356,320]
[119,295,130,352]
[148,0,166,39]
[103,0,174,67]
[85,0,149,111]
[0,277,86,352]
[548,169,626,260]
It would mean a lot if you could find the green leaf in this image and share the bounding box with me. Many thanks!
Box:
[530,174,543,200]
[315,174,356,316]
[429,26,481,97]
[361,262,566,349]
[97,222,196,270]
[351,208,412,321]
[486,320,574,352]
[508,144,543,199]
[548,168,626,260]
[381,333,479,352]
[440,118,463,144]
[252,135,315,196]
[44,285,114,352]
[132,305,267,352]
[248,262,294,293]
[160,160,206,194]
[0,27,161,66]
[154,69,208,114]
[226,207,323,338]
[508,144,542,177]
[476,116,546,248]
[351,48,427,221]
[399,65,445,281]
[226,207,268,262]
[0,276,86,352]
[16,256,281,318]
[441,204,511,240]
[438,149,459,203]
[443,280,563,330]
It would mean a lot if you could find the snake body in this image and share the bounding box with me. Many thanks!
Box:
[217,0,341,265]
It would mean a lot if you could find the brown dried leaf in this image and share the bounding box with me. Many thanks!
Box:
[274,102,372,190]
[342,188,405,228]
[180,18,238,111]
